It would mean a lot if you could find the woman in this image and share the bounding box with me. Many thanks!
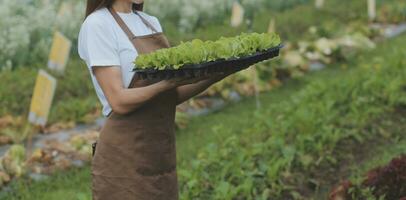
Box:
[78,0,239,199]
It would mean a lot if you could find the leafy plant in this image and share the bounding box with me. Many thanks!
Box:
[332,155,406,200]
[0,144,27,178]
[177,36,406,199]
[134,32,281,70]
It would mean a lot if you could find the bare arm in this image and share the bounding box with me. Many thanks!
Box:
[176,68,242,105]
[92,66,201,114]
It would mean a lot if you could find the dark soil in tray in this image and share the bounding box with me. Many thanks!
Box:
[133,44,283,80]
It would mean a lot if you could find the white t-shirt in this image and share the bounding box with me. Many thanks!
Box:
[78,7,163,117]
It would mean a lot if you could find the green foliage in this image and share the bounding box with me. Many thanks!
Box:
[0,0,405,199]
[7,145,26,163]
[0,166,92,200]
[177,36,406,199]
[1,144,27,178]
[134,33,281,70]
[0,59,98,125]
[1,35,405,200]
[377,1,406,23]
[2,0,394,125]
[0,68,37,116]
[1,123,34,144]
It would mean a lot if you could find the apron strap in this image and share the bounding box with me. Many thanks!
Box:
[108,7,158,43]
[108,7,137,41]
[134,11,158,33]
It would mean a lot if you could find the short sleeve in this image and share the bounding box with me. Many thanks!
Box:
[78,17,121,68]
[150,16,163,33]
[139,12,163,33]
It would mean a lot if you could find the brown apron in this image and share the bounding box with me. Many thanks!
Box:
[91,7,178,200]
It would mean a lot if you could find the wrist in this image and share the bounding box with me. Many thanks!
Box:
[159,79,177,90]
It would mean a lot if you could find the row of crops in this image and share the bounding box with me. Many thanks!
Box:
[2,0,405,125]
[0,0,405,198]
[177,35,406,199]
[2,32,404,200]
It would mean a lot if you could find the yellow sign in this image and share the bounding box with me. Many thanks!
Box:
[28,70,57,126]
[48,31,72,73]
[315,0,324,9]
[368,0,376,21]
[268,18,276,34]
[231,1,244,27]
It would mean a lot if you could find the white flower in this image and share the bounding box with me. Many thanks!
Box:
[284,51,306,67]
[0,0,85,69]
[0,0,271,68]
[314,38,338,55]
[336,33,376,49]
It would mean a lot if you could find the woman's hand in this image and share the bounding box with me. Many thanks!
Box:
[159,76,210,88]
[92,66,207,115]
[159,66,243,91]
[174,67,245,105]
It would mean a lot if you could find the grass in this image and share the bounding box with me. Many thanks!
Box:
[1,0,405,128]
[0,59,100,125]
[1,0,405,199]
[0,65,312,200]
[0,166,91,200]
[0,0,378,127]
[2,33,405,200]
[176,34,406,199]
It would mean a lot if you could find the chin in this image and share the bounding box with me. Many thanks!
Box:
[132,0,144,4]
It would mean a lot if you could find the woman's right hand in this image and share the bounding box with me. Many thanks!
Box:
[160,76,210,88]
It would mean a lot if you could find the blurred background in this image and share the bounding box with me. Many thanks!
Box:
[0,0,405,199]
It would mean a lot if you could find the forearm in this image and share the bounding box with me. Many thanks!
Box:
[176,74,225,105]
[176,66,246,105]
[92,66,184,114]
[111,81,174,114]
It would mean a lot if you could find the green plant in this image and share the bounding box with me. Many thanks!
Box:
[0,144,27,178]
[178,36,406,199]
[134,32,281,70]
[377,1,406,23]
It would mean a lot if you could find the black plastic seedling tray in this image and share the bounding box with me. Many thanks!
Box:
[133,44,283,80]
